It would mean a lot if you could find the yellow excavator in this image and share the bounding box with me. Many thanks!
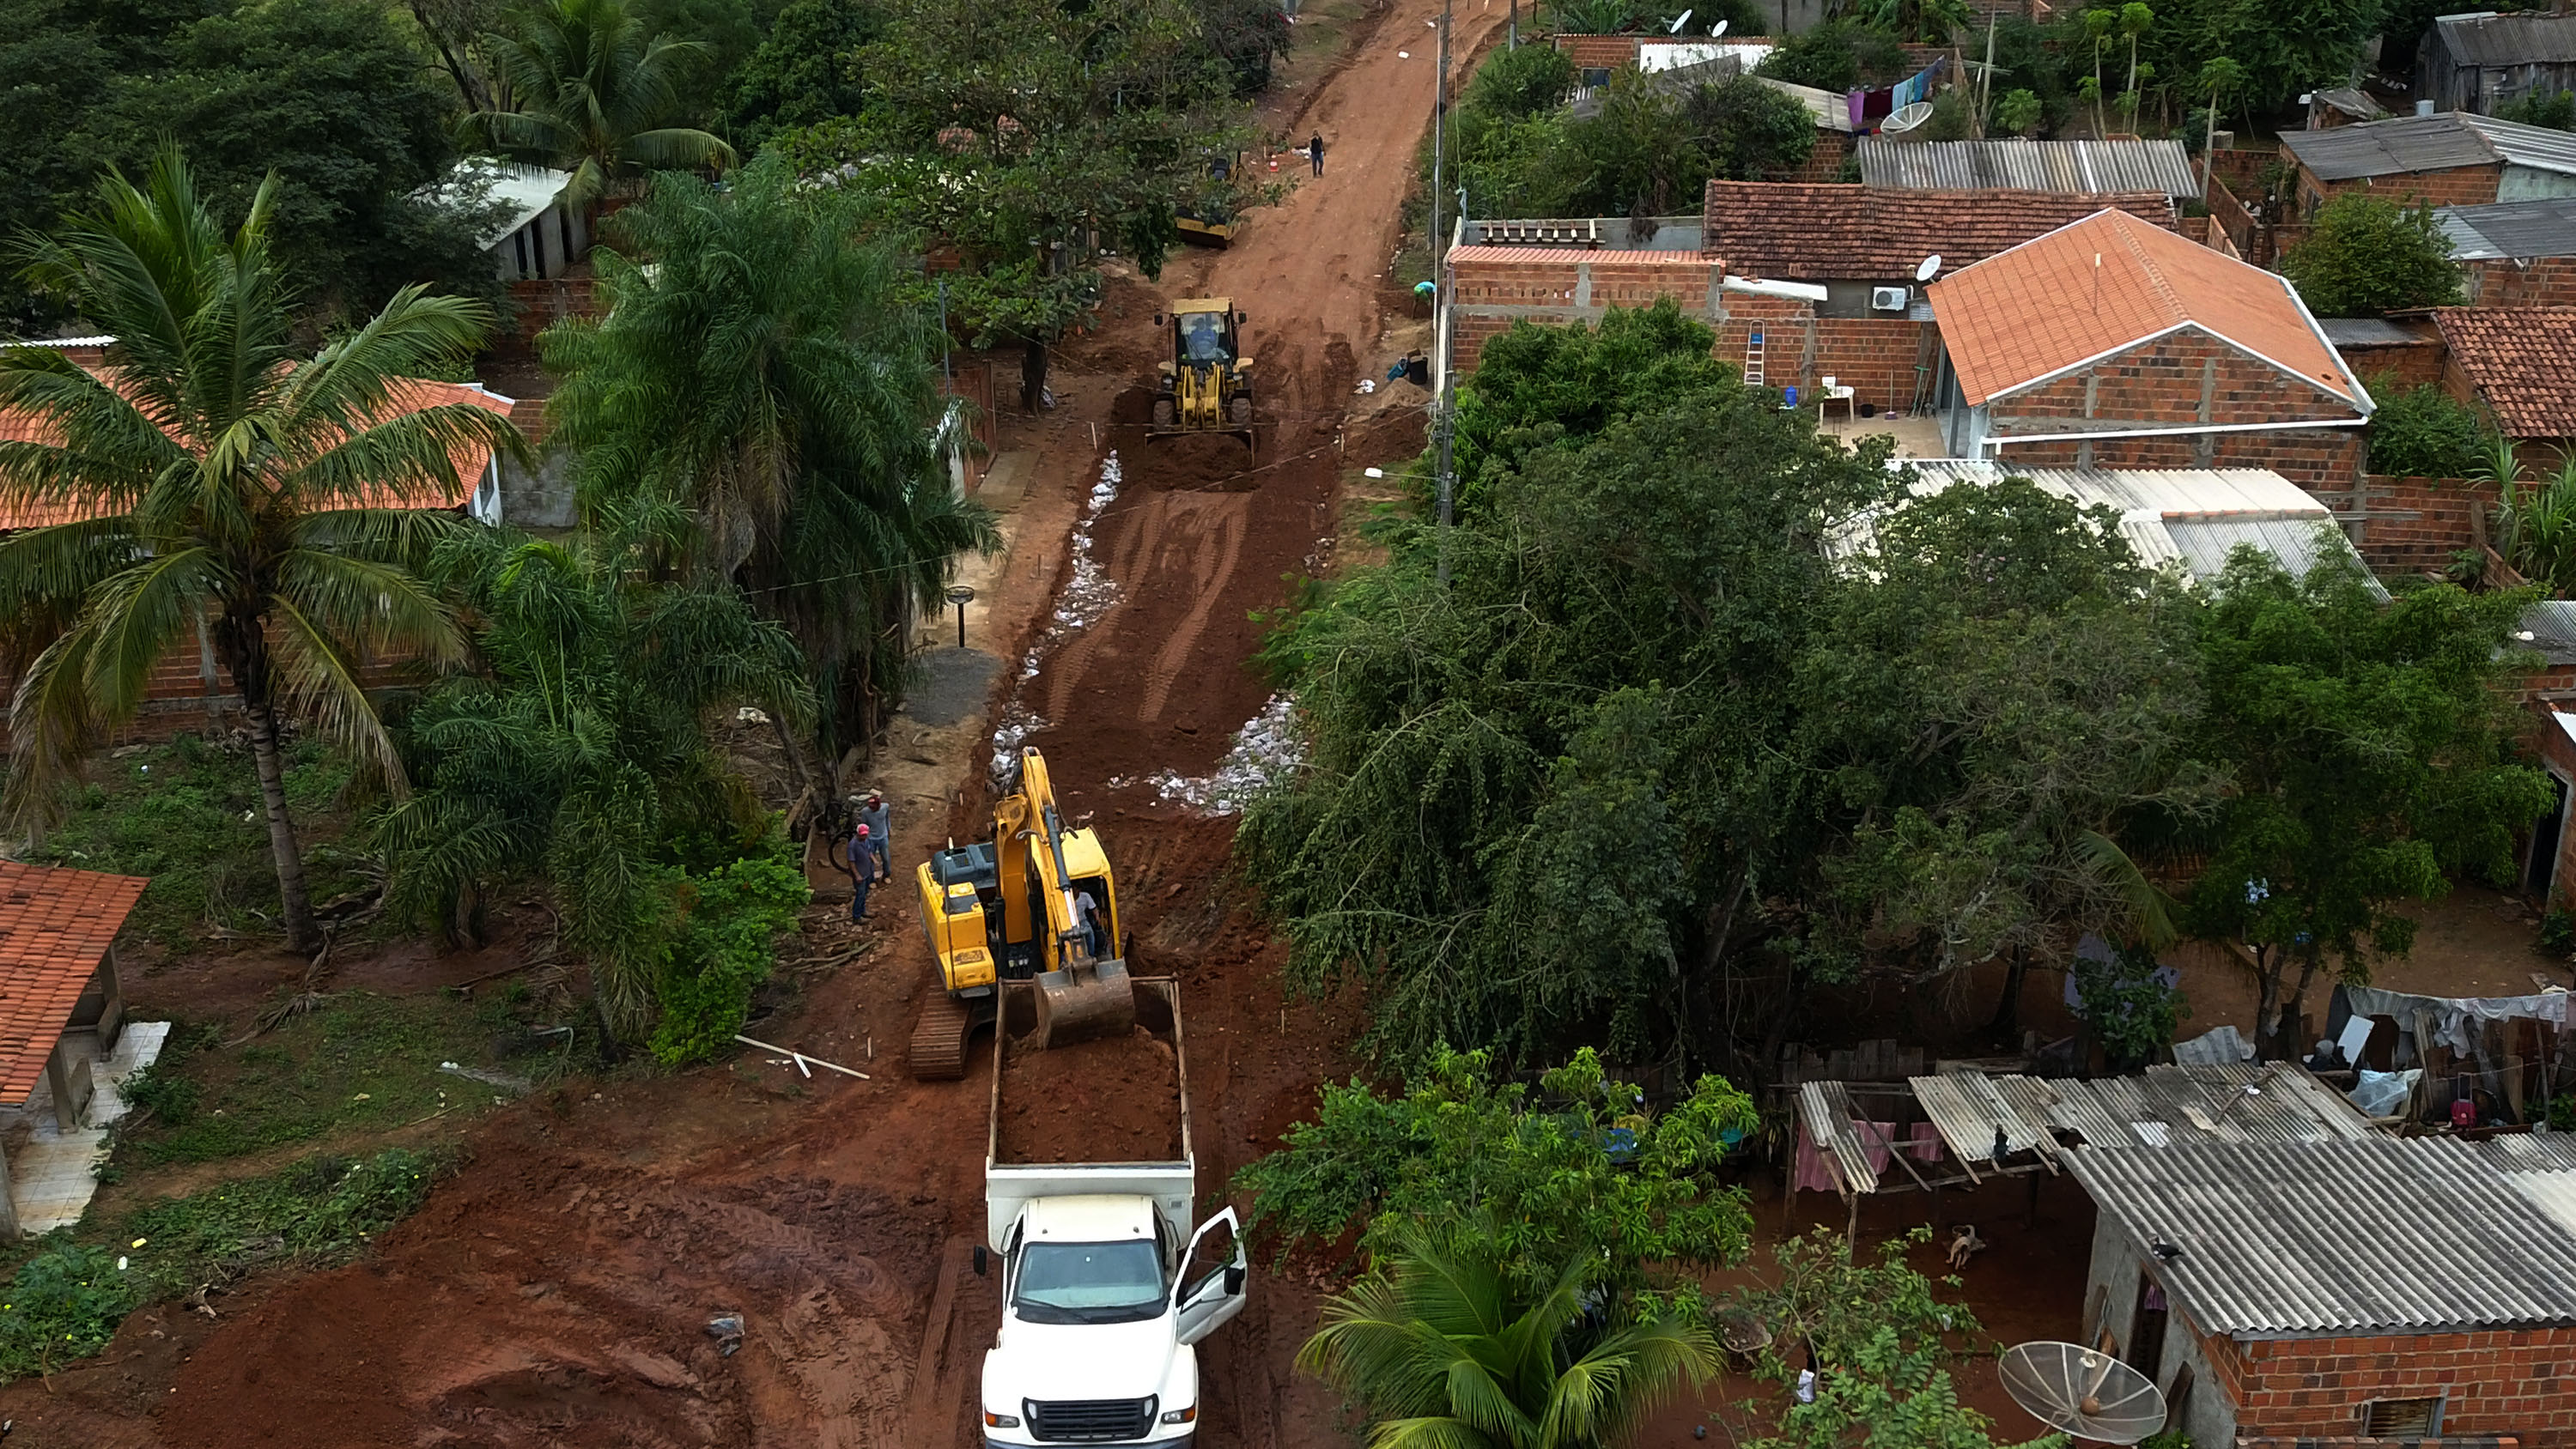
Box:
[910,747,1133,1079]
[1150,300,1256,452]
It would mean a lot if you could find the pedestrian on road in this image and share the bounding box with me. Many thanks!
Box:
[847,825,874,922]
[1308,132,1325,177]
[858,790,892,882]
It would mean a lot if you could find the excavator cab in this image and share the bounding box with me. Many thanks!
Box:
[1150,300,1255,452]
[911,748,1136,1077]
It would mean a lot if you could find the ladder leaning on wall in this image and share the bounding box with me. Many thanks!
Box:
[1743,330,1765,389]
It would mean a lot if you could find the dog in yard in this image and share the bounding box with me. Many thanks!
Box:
[1947,1223,1987,1269]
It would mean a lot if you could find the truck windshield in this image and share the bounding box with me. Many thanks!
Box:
[1014,1240,1166,1325]
[1179,314,1226,363]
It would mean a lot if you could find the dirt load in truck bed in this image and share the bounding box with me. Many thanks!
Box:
[996,1026,1183,1164]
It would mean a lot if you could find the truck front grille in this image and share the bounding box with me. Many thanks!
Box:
[1025,1396,1157,1442]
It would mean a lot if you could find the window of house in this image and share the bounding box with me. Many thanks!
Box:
[2363,1396,2442,1437]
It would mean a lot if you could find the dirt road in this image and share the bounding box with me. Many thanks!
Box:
[0,4,1497,1446]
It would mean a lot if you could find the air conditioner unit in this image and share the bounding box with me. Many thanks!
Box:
[1871,286,1909,312]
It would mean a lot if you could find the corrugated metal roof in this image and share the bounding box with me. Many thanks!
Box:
[2521,599,2576,664]
[2437,195,2576,258]
[2065,1137,2576,1334]
[2483,1133,2576,1237]
[1914,1070,2061,1164]
[2312,87,2386,120]
[2282,112,2576,180]
[2318,317,2432,345]
[1856,138,2201,199]
[2434,10,2576,67]
[1759,76,1856,132]
[1797,1080,1886,1194]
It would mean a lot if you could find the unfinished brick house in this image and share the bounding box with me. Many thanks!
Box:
[1925,208,2372,491]
[2068,1137,2576,1448]
[1449,187,2179,417]
[2276,112,2576,221]
[2433,306,2576,470]
[2441,197,2576,306]
[0,342,520,730]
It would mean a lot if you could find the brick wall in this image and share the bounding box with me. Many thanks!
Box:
[506,276,599,349]
[2342,338,2449,391]
[1451,251,1934,412]
[2204,1325,2576,1444]
[2296,159,2505,218]
[1986,331,2368,488]
[1781,130,1855,183]
[2343,473,2494,573]
[2208,174,2261,260]
[2467,257,2576,307]
[1551,33,1640,70]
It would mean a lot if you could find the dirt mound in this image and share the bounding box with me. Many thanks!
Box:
[996,1028,1182,1164]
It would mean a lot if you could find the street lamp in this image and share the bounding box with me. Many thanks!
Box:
[945,585,976,649]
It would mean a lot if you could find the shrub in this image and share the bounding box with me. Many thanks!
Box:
[1758,20,1905,92]
[1686,75,1818,179]
[0,1244,135,1378]
[1993,87,2043,134]
[2281,194,2465,317]
[2365,379,2490,479]
[647,828,812,1064]
[2499,88,2576,130]
[1464,41,1576,118]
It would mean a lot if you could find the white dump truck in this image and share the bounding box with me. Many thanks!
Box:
[975,977,1249,1447]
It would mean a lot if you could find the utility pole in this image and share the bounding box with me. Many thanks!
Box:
[1431,0,1455,585]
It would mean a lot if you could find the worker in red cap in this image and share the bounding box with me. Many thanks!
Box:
[846,824,874,923]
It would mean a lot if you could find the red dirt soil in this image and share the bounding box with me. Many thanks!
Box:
[0,1,1508,1445]
[996,1028,1183,1164]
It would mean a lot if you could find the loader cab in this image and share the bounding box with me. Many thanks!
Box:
[1015,827,1120,974]
[920,840,1003,993]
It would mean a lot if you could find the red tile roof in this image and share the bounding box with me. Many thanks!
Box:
[0,862,147,1105]
[2432,306,2576,439]
[1443,246,1710,266]
[0,360,516,531]
[1702,182,2178,281]
[1927,208,2358,407]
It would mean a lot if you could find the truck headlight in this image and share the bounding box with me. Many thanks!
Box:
[983,1411,1021,1428]
[1161,1406,1198,1424]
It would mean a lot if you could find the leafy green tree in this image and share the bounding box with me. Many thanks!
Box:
[1571,70,1704,215]
[2071,940,2187,1069]
[1797,478,2208,1003]
[1240,356,1885,1064]
[1731,1233,2063,1449]
[2181,548,2554,1057]
[376,523,815,1038]
[717,0,878,153]
[1299,1216,1724,1449]
[1686,76,1819,180]
[2366,377,2492,479]
[0,0,498,326]
[540,157,996,759]
[2499,88,2576,131]
[0,152,520,952]
[2141,0,2385,112]
[1758,21,1905,92]
[1993,88,2044,135]
[469,0,738,211]
[1466,41,1578,119]
[1235,1047,1757,1294]
[2282,195,2465,317]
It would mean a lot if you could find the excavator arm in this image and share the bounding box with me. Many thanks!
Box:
[999,749,1134,1047]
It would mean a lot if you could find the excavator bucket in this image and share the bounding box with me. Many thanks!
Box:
[1032,956,1137,1049]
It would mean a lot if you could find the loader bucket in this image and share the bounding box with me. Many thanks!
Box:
[1032,956,1137,1048]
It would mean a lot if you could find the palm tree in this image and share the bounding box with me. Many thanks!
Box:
[376,518,814,1035]
[469,0,737,212]
[0,151,522,952]
[1297,1218,1721,1449]
[541,156,997,769]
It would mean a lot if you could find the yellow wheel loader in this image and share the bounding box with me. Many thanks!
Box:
[1149,300,1256,452]
[909,747,1133,1079]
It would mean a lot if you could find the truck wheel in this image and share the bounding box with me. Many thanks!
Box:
[1228,396,1252,426]
[1151,397,1175,427]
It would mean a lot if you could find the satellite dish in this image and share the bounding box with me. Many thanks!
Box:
[1916,253,1942,282]
[1710,18,1728,35]
[1668,8,1692,31]
[1999,1342,2167,1445]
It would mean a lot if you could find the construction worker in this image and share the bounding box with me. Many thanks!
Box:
[1308,131,1325,177]
[858,790,892,883]
[847,825,874,922]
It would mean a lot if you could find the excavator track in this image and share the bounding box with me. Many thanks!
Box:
[910,995,975,1081]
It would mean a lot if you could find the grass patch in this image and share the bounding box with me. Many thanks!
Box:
[114,991,554,1167]
[0,1147,442,1381]
[29,734,369,951]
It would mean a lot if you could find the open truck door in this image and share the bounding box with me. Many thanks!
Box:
[1175,1207,1249,1346]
